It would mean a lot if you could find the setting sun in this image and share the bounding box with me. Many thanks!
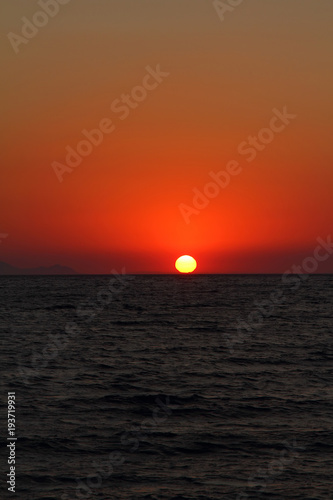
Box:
[175,255,197,274]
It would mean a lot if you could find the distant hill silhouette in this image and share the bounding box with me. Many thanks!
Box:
[0,261,77,275]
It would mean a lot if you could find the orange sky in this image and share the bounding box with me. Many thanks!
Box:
[1,0,332,273]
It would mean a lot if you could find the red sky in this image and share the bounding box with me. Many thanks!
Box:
[1,0,332,273]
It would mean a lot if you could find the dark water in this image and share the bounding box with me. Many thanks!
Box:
[1,275,333,500]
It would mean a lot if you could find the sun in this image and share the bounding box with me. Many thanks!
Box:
[175,255,197,273]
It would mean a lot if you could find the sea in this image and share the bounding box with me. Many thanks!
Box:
[1,274,332,500]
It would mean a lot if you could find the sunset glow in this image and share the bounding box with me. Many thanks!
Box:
[1,1,332,274]
[175,255,197,274]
